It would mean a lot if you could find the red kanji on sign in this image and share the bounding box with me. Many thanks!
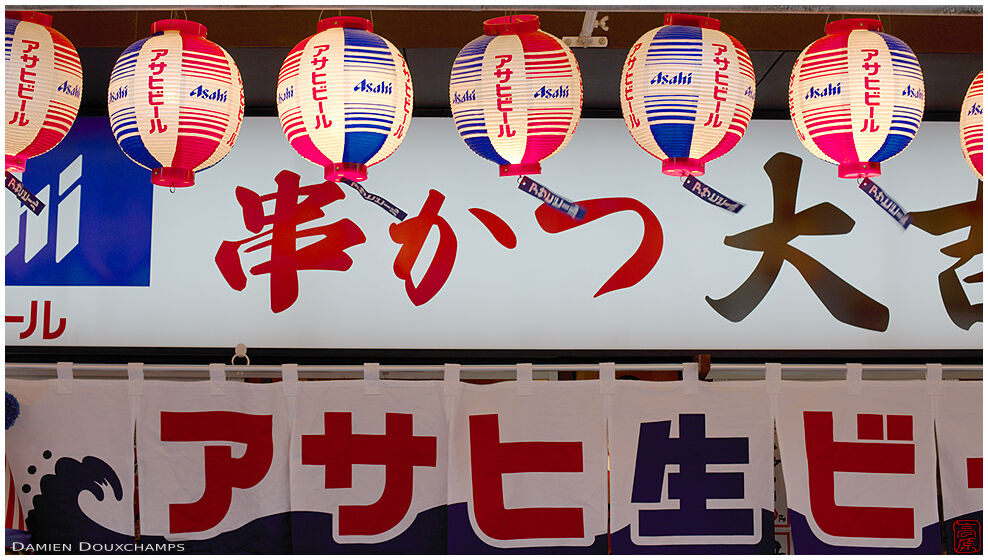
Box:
[469,414,585,540]
[301,412,437,536]
[160,411,273,534]
[535,197,663,297]
[390,189,457,306]
[215,170,366,313]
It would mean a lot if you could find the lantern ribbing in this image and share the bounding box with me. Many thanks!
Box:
[5,11,82,173]
[107,19,245,188]
[788,18,925,179]
[276,17,414,183]
[450,15,583,177]
[959,71,983,180]
[620,14,756,178]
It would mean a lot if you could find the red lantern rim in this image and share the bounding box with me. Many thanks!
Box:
[484,14,540,36]
[662,158,706,177]
[499,162,542,176]
[663,13,720,31]
[152,19,207,37]
[838,161,882,179]
[317,16,374,33]
[6,155,27,174]
[152,167,196,188]
[5,11,53,27]
[325,162,369,182]
[825,18,883,35]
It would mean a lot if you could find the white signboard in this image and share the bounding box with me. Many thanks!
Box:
[5,117,982,349]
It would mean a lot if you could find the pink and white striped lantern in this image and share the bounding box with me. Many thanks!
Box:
[5,11,82,173]
[789,18,925,179]
[959,70,983,180]
[450,14,583,177]
[621,14,756,178]
[107,19,244,188]
[276,16,413,183]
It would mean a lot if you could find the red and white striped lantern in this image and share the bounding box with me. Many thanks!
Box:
[450,14,583,177]
[959,70,983,180]
[789,18,925,179]
[5,11,82,173]
[107,19,244,188]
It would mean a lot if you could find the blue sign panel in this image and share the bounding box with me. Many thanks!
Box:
[5,118,153,286]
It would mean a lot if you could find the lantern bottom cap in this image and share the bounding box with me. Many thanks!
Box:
[838,161,881,179]
[326,162,368,182]
[499,162,541,177]
[662,158,705,177]
[152,167,195,188]
[6,155,27,174]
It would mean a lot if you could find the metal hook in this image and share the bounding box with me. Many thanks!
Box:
[231,342,250,366]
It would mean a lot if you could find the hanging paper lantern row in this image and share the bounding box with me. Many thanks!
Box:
[959,70,983,180]
[789,18,925,179]
[450,14,583,177]
[277,16,413,183]
[621,14,756,179]
[107,19,244,188]
[5,11,82,173]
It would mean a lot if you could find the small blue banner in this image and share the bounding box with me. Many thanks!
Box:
[518,176,587,220]
[339,178,407,221]
[5,171,45,216]
[682,175,744,213]
[859,178,912,229]
[7,118,154,287]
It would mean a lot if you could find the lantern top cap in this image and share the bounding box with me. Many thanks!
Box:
[664,13,720,30]
[5,11,53,27]
[484,14,540,36]
[152,19,207,37]
[825,17,883,34]
[318,16,373,33]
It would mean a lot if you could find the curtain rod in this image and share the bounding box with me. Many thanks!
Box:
[5,362,982,381]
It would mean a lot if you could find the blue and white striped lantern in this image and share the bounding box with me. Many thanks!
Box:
[107,19,245,188]
[789,18,925,179]
[621,14,756,177]
[277,16,413,182]
[449,14,583,177]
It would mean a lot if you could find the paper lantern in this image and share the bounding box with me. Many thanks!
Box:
[621,14,756,177]
[107,19,244,188]
[277,16,413,182]
[959,70,983,180]
[450,14,583,177]
[5,11,82,173]
[789,18,925,179]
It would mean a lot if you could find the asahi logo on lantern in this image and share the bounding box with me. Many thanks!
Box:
[107,85,128,103]
[58,81,81,99]
[805,82,841,99]
[901,85,924,99]
[968,102,983,116]
[650,71,692,86]
[533,85,569,99]
[190,85,228,102]
[278,86,294,103]
[451,89,476,105]
[353,79,393,94]
[744,85,756,100]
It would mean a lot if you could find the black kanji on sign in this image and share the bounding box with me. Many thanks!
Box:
[910,181,983,330]
[706,152,889,332]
